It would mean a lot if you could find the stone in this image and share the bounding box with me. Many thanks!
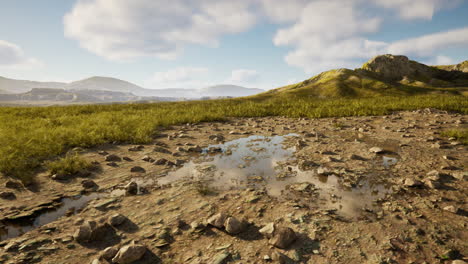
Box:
[451,171,468,181]
[187,146,203,153]
[224,217,245,235]
[128,145,144,152]
[0,191,16,200]
[207,213,228,229]
[130,166,145,173]
[105,154,121,162]
[73,221,97,243]
[109,214,127,227]
[271,251,290,264]
[426,170,441,181]
[317,167,332,176]
[210,252,231,264]
[154,158,168,165]
[369,147,384,154]
[5,180,22,189]
[91,259,101,264]
[259,223,276,238]
[443,205,458,214]
[112,243,147,264]
[350,154,365,161]
[141,156,154,162]
[100,246,119,260]
[451,260,467,264]
[81,180,98,191]
[125,181,138,196]
[154,147,172,154]
[268,227,297,249]
[403,178,423,188]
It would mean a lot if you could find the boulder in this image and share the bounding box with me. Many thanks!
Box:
[109,214,127,227]
[5,180,22,189]
[0,191,16,200]
[224,217,245,235]
[112,243,147,264]
[268,227,297,249]
[130,166,145,173]
[125,181,138,196]
[73,221,97,243]
[369,147,384,154]
[207,213,228,229]
[100,246,119,260]
[81,180,99,191]
[105,154,121,162]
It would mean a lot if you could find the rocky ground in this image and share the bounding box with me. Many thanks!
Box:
[0,109,467,264]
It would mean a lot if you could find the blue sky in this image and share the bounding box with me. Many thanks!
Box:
[0,0,467,90]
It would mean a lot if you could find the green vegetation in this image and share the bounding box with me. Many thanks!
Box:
[441,128,468,145]
[46,154,92,176]
[0,94,466,183]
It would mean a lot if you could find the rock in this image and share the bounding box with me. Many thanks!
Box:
[154,147,172,154]
[123,156,133,161]
[271,251,290,264]
[109,214,127,227]
[451,260,467,264]
[81,180,98,191]
[154,158,168,165]
[91,259,101,264]
[51,173,71,181]
[451,171,468,181]
[207,213,228,229]
[187,146,203,153]
[403,178,423,188]
[443,205,458,214]
[268,227,297,249]
[128,145,144,152]
[0,191,16,200]
[130,166,145,173]
[224,217,245,235]
[426,170,441,181]
[100,246,119,260]
[73,221,97,243]
[259,223,276,238]
[369,147,384,154]
[125,181,138,196]
[5,180,22,189]
[141,156,154,162]
[317,167,332,176]
[98,151,109,156]
[210,252,231,264]
[105,154,121,162]
[260,224,296,246]
[112,243,147,264]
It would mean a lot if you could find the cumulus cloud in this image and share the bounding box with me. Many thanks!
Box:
[371,0,463,20]
[64,0,257,60]
[147,67,212,88]
[387,27,468,56]
[228,69,259,84]
[423,55,455,65]
[0,40,41,69]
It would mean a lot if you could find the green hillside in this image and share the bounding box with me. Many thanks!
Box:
[255,55,468,99]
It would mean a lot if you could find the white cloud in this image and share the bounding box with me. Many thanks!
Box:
[273,0,382,73]
[387,27,468,56]
[423,55,455,65]
[371,0,462,20]
[228,69,259,84]
[260,0,309,23]
[147,67,212,89]
[64,0,257,61]
[0,40,41,69]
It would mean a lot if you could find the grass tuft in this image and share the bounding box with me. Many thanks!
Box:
[46,154,92,176]
[441,128,468,145]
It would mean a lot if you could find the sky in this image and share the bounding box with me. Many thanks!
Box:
[0,0,467,90]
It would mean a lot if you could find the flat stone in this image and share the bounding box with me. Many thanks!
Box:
[112,243,147,264]
[207,213,228,229]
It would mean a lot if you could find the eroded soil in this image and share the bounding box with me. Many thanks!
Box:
[0,109,467,264]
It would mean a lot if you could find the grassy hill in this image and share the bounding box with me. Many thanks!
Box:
[255,55,468,99]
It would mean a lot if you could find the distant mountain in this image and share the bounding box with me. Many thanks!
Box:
[200,85,264,97]
[256,54,468,99]
[0,75,264,100]
[0,76,65,94]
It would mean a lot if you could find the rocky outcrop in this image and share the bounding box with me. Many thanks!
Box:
[362,55,438,81]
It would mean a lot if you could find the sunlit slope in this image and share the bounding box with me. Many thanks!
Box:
[255,55,468,99]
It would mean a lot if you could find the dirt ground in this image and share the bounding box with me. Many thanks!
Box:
[0,109,467,264]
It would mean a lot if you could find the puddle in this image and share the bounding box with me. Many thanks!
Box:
[159,134,392,219]
[382,156,398,168]
[0,193,102,241]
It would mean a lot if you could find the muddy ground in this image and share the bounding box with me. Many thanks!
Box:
[0,109,466,264]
